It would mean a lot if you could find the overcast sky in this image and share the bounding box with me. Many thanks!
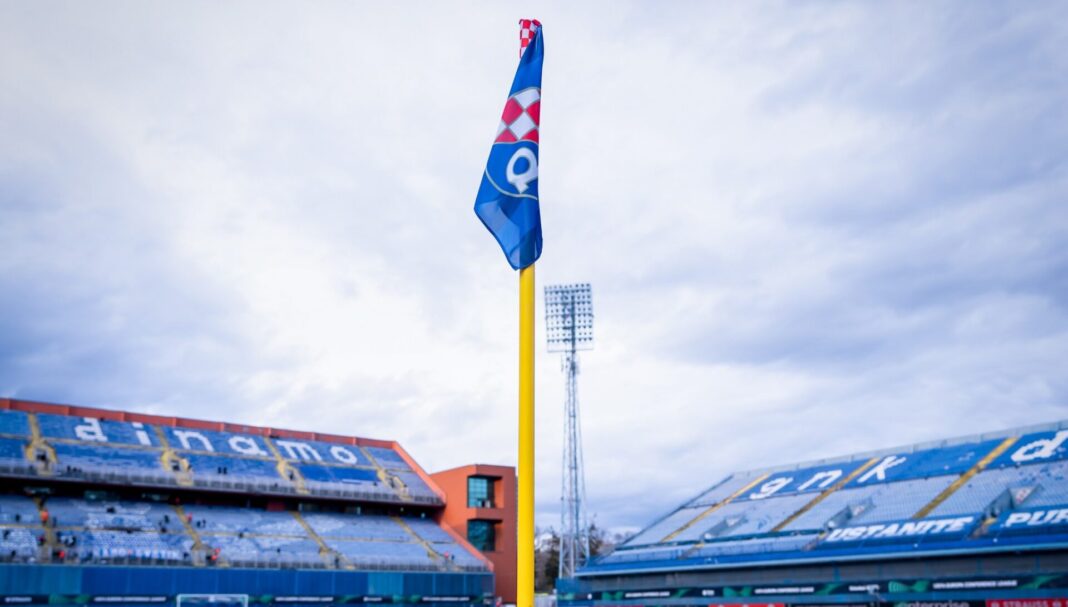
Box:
[1,2,1067,533]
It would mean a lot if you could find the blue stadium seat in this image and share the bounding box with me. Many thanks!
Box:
[36,414,154,446]
[0,495,39,524]
[325,538,435,567]
[303,513,410,541]
[182,452,286,488]
[930,465,1041,516]
[44,498,177,532]
[848,476,956,522]
[394,470,438,498]
[299,464,380,486]
[623,506,706,546]
[0,526,44,561]
[0,411,30,437]
[51,443,167,480]
[365,446,411,470]
[183,505,306,536]
[690,533,818,559]
[405,518,458,543]
[161,427,270,456]
[203,535,321,567]
[62,529,193,563]
[1021,461,1068,507]
[592,425,1068,574]
[780,476,955,532]
[0,438,28,466]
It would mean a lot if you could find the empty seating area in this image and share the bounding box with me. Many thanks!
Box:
[0,438,33,474]
[44,497,177,531]
[692,492,814,540]
[51,443,166,479]
[185,505,306,536]
[849,476,957,522]
[687,473,761,508]
[0,410,30,436]
[0,407,444,505]
[59,529,193,563]
[622,507,706,546]
[326,538,435,568]
[777,475,955,532]
[38,413,150,446]
[393,470,440,500]
[0,493,484,571]
[407,517,459,543]
[931,466,1035,516]
[0,526,43,561]
[304,513,410,541]
[300,464,380,486]
[205,535,323,568]
[619,473,962,560]
[0,403,490,584]
[1017,461,1068,507]
[366,446,411,470]
[182,452,285,488]
[0,494,39,524]
[623,473,773,547]
[589,425,1068,573]
[690,533,818,559]
[0,494,44,563]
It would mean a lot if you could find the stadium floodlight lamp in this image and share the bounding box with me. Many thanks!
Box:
[544,283,594,353]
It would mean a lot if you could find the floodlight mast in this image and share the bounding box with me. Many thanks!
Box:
[544,283,593,580]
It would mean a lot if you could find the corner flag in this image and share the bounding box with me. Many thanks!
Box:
[474,21,544,270]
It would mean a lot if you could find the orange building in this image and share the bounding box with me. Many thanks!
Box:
[432,464,518,605]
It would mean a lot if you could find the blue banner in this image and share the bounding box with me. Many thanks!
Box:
[993,505,1068,535]
[820,515,978,545]
[473,23,544,270]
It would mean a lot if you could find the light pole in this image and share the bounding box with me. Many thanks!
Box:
[544,283,594,579]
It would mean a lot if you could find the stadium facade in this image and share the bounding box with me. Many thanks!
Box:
[0,398,516,606]
[561,421,1068,607]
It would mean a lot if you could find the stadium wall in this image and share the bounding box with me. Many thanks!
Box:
[559,551,1068,604]
[0,563,492,602]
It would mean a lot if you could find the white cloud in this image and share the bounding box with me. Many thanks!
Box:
[1,1,1066,532]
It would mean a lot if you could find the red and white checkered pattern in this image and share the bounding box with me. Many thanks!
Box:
[519,18,541,57]
[494,87,540,144]
[495,18,542,144]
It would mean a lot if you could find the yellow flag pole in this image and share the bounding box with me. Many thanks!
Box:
[517,263,535,607]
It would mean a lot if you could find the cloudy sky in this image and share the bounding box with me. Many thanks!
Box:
[2,2,1067,532]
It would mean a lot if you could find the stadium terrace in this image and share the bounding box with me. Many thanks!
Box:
[0,398,517,606]
[561,420,1068,607]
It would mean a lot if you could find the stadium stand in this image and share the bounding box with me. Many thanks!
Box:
[562,421,1068,607]
[0,398,494,605]
[0,405,443,504]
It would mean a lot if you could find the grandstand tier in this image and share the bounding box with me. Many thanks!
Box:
[0,399,499,606]
[566,421,1068,607]
[0,404,442,505]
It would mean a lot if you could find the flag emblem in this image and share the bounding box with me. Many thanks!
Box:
[495,88,540,144]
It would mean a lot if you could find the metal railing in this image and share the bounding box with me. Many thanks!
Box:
[0,463,442,505]
[0,548,489,573]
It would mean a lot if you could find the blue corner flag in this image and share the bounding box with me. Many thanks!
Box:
[474,23,544,270]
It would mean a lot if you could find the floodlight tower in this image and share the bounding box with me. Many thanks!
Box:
[544,283,594,580]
